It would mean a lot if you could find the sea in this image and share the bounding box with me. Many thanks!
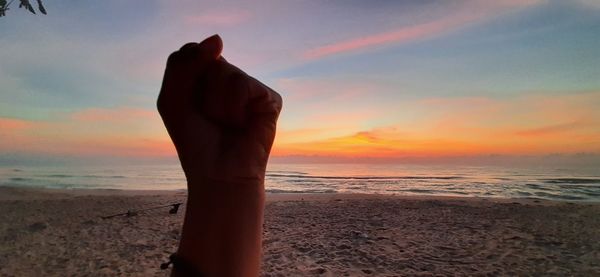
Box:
[1,163,599,202]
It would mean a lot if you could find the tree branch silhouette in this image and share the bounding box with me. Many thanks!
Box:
[1,0,46,17]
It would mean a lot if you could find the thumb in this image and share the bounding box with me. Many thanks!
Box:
[197,34,223,61]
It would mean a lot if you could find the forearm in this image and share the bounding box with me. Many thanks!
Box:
[173,178,265,277]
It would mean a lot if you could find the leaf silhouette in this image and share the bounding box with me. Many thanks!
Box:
[36,0,44,14]
[1,0,47,16]
[19,0,35,14]
[0,0,6,17]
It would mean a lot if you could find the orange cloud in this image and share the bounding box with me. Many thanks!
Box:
[1,107,173,158]
[275,128,339,144]
[515,121,588,137]
[273,91,600,158]
[56,136,174,157]
[274,129,483,158]
[71,107,155,122]
[0,117,35,131]
[0,117,48,152]
[275,125,600,158]
[4,91,599,160]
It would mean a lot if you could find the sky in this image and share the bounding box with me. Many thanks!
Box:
[1,0,600,165]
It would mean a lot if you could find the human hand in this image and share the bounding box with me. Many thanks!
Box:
[158,35,281,276]
[157,35,282,190]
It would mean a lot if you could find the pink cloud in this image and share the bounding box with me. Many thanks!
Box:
[0,117,43,152]
[304,15,476,60]
[303,0,541,60]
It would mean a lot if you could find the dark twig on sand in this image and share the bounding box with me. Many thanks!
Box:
[101,203,183,219]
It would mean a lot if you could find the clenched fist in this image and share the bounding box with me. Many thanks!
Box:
[158,34,282,188]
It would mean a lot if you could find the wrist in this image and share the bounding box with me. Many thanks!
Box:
[176,175,265,277]
[185,175,265,200]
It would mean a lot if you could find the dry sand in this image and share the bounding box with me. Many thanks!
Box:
[0,186,599,276]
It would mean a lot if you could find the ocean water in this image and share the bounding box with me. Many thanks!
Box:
[1,163,599,201]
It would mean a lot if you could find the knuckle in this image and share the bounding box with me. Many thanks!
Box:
[267,89,283,112]
[272,90,282,103]
[228,71,248,85]
[269,88,283,103]
[179,42,198,52]
[156,95,167,113]
[166,51,180,66]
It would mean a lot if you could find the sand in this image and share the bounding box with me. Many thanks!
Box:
[0,187,599,276]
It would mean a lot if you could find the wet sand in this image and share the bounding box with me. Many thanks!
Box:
[0,187,599,276]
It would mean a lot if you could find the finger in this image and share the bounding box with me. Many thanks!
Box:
[198,60,249,126]
[196,34,223,63]
[180,35,223,69]
[246,77,283,115]
[211,60,280,117]
[196,56,282,127]
[177,42,199,60]
[180,42,198,52]
[246,80,282,154]
[159,35,224,112]
[224,72,251,126]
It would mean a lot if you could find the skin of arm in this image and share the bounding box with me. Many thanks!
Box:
[157,34,282,277]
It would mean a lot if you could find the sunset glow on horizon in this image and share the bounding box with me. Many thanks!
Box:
[1,0,600,164]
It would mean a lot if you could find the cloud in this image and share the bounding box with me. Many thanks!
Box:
[515,121,588,137]
[275,128,344,145]
[3,90,599,161]
[0,107,173,158]
[0,118,35,131]
[302,0,542,60]
[303,14,476,60]
[273,91,600,158]
[274,125,490,158]
[71,107,155,122]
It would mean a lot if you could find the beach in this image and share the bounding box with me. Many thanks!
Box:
[0,187,599,276]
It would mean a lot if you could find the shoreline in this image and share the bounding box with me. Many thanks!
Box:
[0,185,595,206]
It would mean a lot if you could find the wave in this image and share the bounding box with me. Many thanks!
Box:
[541,178,600,184]
[266,174,463,180]
[386,189,469,195]
[525,183,553,191]
[266,189,337,193]
[533,191,587,200]
[267,171,308,175]
[42,174,126,179]
[83,175,126,179]
[44,174,73,178]
[9,177,32,182]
